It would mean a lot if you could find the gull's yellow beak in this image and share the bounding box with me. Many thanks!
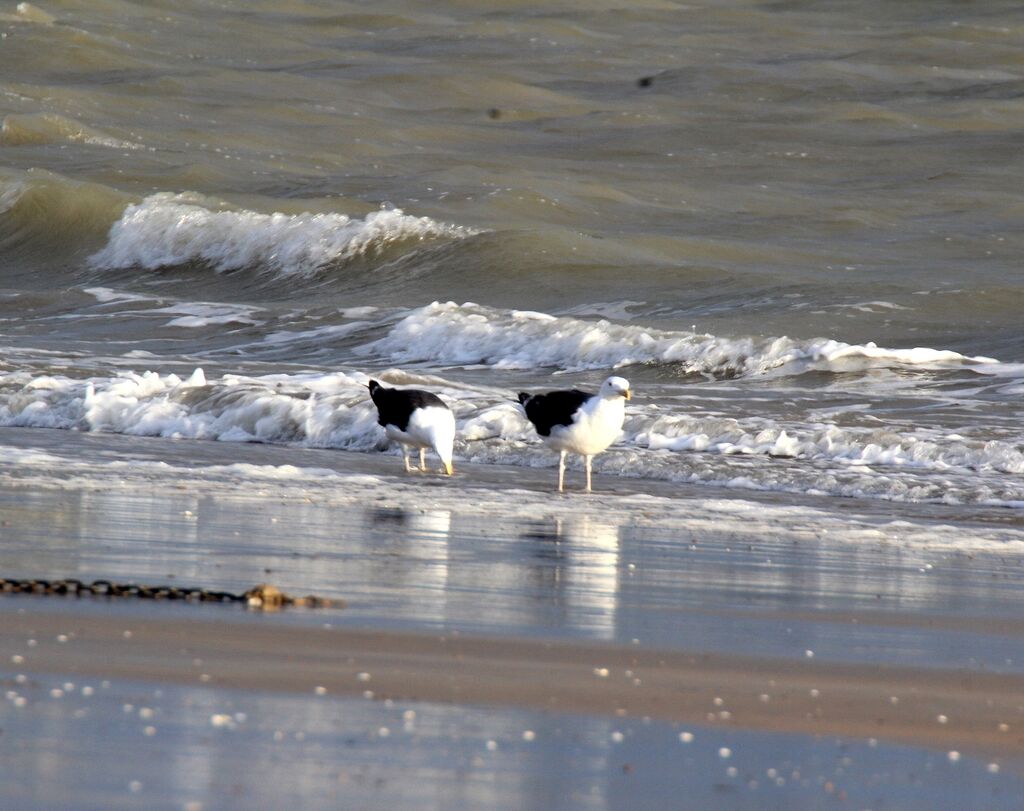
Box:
[623,389,631,400]
[443,461,454,476]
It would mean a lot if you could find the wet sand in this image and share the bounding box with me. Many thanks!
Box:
[4,608,1024,762]
[2,427,1024,807]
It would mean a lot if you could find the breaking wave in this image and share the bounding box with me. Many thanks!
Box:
[89,193,477,277]
[366,301,999,377]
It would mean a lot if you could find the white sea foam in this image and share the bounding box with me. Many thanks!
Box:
[258,321,372,347]
[0,367,384,449]
[339,306,380,319]
[89,194,475,276]
[152,303,261,328]
[972,362,1024,398]
[634,413,1024,475]
[367,301,998,376]
[0,365,1020,508]
[82,287,154,305]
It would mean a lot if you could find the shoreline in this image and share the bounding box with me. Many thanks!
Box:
[5,607,1023,762]
[0,424,1021,535]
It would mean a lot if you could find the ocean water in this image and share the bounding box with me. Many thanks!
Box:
[1,0,1023,513]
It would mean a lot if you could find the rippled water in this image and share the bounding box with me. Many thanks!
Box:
[1,0,1022,514]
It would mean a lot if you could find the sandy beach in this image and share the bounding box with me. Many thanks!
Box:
[6,608,1024,760]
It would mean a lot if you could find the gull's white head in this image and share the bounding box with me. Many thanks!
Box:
[599,376,631,400]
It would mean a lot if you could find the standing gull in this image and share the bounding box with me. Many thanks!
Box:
[368,380,455,475]
[518,376,630,492]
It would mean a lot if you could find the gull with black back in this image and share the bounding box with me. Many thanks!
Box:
[518,376,631,493]
[368,379,455,476]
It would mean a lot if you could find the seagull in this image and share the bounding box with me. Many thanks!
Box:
[517,376,630,492]
[367,380,455,475]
